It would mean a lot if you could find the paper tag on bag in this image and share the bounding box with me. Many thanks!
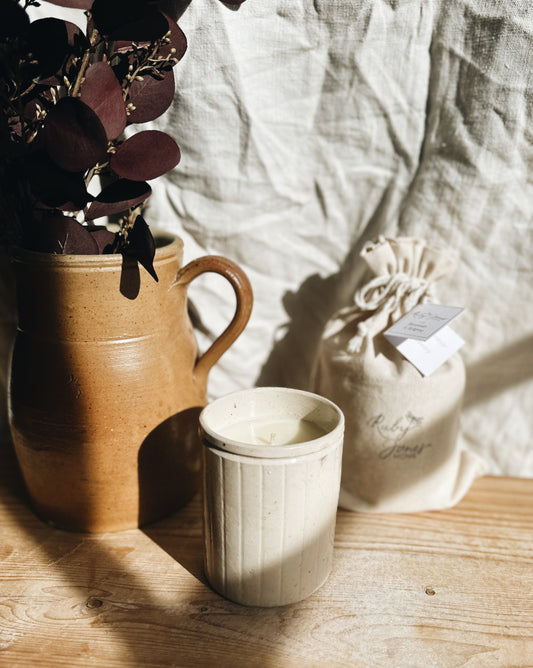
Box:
[385,303,464,341]
[384,304,465,376]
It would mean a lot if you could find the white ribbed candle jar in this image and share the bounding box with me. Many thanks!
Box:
[200,387,344,607]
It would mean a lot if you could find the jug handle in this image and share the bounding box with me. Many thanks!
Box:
[174,255,253,384]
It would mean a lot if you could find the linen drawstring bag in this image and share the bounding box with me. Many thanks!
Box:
[313,236,485,513]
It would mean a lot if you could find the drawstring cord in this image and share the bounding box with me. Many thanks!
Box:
[345,273,434,353]
[354,272,432,313]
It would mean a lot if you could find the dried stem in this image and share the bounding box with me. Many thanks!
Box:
[71,26,100,98]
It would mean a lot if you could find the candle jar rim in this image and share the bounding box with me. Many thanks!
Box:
[199,387,344,459]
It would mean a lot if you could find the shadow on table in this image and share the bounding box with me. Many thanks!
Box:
[141,500,206,584]
[0,440,308,668]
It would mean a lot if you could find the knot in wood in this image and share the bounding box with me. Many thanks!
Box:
[86,597,104,609]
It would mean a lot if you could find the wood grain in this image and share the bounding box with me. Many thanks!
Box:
[0,441,531,667]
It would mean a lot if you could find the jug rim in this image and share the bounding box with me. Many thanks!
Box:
[9,228,182,269]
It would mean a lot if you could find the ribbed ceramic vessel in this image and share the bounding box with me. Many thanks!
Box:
[200,387,344,607]
[8,233,252,532]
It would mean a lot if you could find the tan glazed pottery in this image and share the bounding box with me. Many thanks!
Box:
[8,234,252,532]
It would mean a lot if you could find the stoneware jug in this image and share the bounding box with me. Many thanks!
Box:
[8,233,252,532]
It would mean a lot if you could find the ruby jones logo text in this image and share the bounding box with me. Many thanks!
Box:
[368,412,432,460]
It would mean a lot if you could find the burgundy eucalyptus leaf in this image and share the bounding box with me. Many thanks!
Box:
[40,21,90,86]
[0,0,30,40]
[56,200,89,212]
[127,70,175,124]
[26,152,92,210]
[44,0,94,7]
[34,213,100,255]
[124,214,158,281]
[110,9,170,42]
[27,18,70,79]
[80,62,127,141]
[64,20,90,52]
[92,0,168,41]
[43,97,108,173]
[110,130,180,181]
[113,15,186,61]
[85,179,151,220]
[88,227,118,253]
[91,0,146,34]
[158,14,187,61]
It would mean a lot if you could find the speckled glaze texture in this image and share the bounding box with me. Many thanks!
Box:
[8,235,252,532]
[201,388,344,607]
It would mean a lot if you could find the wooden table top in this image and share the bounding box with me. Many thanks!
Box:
[0,441,532,668]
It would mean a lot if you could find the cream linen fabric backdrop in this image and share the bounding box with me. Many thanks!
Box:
[4,0,532,476]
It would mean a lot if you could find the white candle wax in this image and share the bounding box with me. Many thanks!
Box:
[219,417,327,446]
